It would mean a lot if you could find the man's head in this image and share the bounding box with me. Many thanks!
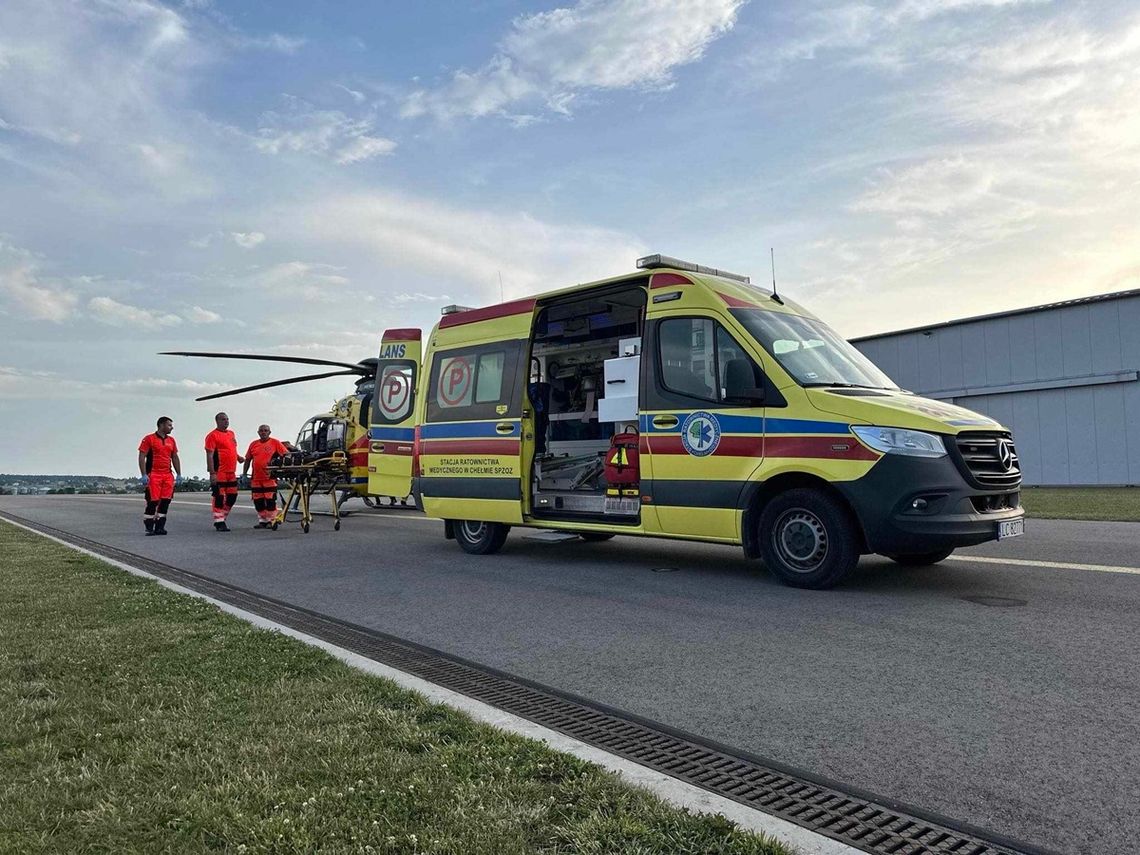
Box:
[156,416,173,436]
[215,412,229,430]
[257,424,271,439]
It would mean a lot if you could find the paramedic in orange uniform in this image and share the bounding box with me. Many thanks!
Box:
[137,416,181,536]
[205,411,243,532]
[242,425,294,528]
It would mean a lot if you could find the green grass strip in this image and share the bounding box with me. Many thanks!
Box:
[1020,486,1140,522]
[0,522,793,855]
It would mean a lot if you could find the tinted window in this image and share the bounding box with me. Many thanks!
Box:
[657,318,761,404]
[426,340,523,423]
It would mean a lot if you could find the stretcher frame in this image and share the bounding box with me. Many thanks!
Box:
[267,451,349,533]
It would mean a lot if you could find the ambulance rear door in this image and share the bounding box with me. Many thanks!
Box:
[368,328,422,499]
[418,338,527,524]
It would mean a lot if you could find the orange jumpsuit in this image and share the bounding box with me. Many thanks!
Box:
[138,432,178,533]
[205,428,240,524]
[245,437,289,524]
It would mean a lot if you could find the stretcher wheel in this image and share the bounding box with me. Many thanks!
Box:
[334,521,341,531]
[271,522,279,531]
[302,521,310,533]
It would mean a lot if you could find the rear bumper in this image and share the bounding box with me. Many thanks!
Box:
[835,453,1024,555]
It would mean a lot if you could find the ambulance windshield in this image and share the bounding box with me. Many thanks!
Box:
[731,309,898,390]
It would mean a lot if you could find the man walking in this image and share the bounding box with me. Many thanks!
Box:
[242,424,294,528]
[138,416,181,535]
[205,412,243,532]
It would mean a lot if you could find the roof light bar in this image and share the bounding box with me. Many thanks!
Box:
[636,254,750,284]
[440,304,475,315]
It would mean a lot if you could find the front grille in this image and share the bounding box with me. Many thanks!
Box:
[953,432,1021,489]
[971,492,1020,513]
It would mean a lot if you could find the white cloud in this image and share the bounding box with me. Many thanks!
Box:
[231,231,266,249]
[88,296,182,327]
[186,305,222,323]
[254,97,396,164]
[401,0,744,121]
[0,242,78,322]
[290,191,645,301]
[234,33,305,53]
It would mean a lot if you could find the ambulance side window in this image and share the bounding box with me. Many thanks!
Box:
[426,340,523,423]
[658,318,718,402]
[651,317,771,408]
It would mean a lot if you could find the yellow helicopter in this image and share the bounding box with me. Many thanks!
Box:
[163,327,422,508]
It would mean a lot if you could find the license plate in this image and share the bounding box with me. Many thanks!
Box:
[997,518,1024,540]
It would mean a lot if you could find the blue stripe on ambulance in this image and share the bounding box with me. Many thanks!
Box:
[420,421,520,439]
[370,427,415,441]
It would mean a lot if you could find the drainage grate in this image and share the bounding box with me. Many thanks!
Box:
[3,511,1056,855]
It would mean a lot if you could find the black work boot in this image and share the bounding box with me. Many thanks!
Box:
[144,518,155,535]
[215,521,231,532]
[154,517,168,536]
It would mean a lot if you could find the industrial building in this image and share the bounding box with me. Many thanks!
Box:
[851,288,1140,486]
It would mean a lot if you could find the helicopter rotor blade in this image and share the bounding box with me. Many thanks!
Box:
[194,370,364,402]
[162,351,370,373]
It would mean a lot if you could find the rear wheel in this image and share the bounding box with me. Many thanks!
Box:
[578,532,615,542]
[758,488,860,589]
[454,520,510,555]
[885,548,954,566]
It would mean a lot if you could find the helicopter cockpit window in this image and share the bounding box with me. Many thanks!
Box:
[296,421,315,452]
[325,419,346,451]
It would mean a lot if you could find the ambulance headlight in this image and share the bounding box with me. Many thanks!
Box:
[851,426,946,458]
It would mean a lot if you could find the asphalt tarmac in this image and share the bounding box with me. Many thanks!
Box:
[3,494,1138,855]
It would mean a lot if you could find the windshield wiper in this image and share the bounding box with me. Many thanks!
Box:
[802,382,898,390]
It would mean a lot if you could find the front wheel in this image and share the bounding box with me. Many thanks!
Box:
[758,488,860,589]
[454,520,510,555]
[885,548,954,566]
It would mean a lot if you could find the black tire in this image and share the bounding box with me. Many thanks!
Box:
[885,548,954,566]
[757,488,860,589]
[578,532,615,542]
[454,520,510,555]
[302,521,310,534]
[334,521,341,532]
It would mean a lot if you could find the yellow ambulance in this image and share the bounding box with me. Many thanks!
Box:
[410,255,1025,589]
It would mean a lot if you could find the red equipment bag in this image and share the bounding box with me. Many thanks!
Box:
[604,430,640,486]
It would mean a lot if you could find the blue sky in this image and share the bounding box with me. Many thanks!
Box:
[2,0,1138,474]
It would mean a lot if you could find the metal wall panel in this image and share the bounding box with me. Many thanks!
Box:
[1063,386,1099,484]
[1125,382,1140,486]
[1060,305,1093,377]
[1036,388,1071,485]
[983,318,1013,385]
[1007,314,1038,383]
[960,324,987,387]
[1089,301,1122,374]
[1033,312,1064,379]
[1010,394,1043,484]
[1092,384,1128,485]
[918,334,941,391]
[938,326,965,392]
[895,334,921,391]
